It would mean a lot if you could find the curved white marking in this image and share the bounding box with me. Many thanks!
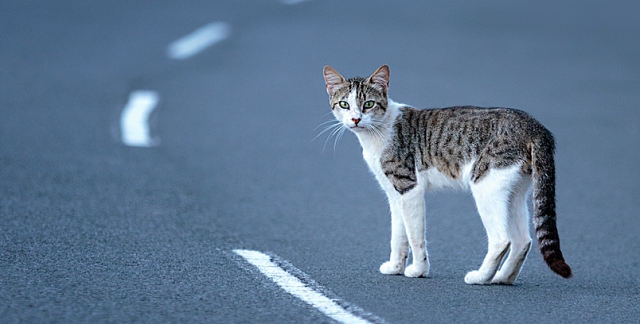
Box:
[120,90,159,147]
[167,22,230,60]
[234,249,373,324]
[281,0,311,4]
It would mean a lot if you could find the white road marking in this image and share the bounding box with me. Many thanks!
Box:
[281,0,311,4]
[167,22,230,60]
[234,249,377,324]
[120,90,159,147]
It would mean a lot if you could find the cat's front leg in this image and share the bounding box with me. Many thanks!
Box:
[400,187,429,278]
[380,192,409,275]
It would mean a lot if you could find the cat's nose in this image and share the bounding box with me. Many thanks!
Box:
[352,118,361,125]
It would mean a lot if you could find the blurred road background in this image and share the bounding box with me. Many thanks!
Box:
[1,0,639,322]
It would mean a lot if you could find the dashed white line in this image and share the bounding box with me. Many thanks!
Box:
[234,249,379,324]
[120,90,159,147]
[281,0,311,4]
[167,22,230,60]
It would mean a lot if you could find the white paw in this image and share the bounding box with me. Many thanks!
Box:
[464,270,491,285]
[404,263,428,278]
[379,261,404,275]
[490,272,515,285]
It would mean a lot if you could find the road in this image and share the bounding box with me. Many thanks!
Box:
[1,1,639,323]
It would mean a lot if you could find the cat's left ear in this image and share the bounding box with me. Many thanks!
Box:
[323,65,346,96]
[368,64,390,94]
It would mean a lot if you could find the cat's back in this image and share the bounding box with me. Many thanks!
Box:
[400,105,543,129]
[395,105,550,147]
[390,105,552,181]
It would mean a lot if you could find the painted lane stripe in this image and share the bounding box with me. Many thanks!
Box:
[281,0,311,4]
[234,250,381,324]
[120,90,159,147]
[167,22,230,60]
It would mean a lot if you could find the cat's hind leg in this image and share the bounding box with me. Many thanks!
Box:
[380,192,409,275]
[491,175,533,285]
[400,186,429,278]
[465,166,520,285]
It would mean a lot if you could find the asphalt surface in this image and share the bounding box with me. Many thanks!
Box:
[1,1,639,323]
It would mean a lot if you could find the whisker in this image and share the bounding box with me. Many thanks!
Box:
[333,127,346,154]
[315,123,341,138]
[313,119,340,131]
[321,111,334,117]
[370,123,387,144]
[312,121,341,142]
[323,124,344,152]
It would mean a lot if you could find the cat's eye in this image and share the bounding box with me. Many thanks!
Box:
[339,101,350,109]
[363,101,375,109]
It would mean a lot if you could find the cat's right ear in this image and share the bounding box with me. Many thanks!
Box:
[323,65,346,96]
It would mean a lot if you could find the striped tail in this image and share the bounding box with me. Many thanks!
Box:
[531,132,573,278]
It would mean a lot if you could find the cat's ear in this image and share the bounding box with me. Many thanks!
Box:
[368,64,390,94]
[323,65,346,96]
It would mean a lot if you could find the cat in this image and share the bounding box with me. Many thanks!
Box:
[322,64,572,284]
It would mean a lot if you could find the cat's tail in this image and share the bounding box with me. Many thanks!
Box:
[531,131,573,278]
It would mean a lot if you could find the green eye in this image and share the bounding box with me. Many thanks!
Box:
[363,100,375,109]
[339,101,350,109]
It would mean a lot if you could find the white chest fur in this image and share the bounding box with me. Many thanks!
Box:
[361,140,397,193]
[359,133,473,194]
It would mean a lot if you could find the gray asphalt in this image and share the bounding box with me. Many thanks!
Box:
[1,1,639,323]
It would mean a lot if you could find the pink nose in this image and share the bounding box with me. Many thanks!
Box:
[352,118,361,125]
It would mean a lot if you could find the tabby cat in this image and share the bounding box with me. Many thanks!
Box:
[322,65,572,284]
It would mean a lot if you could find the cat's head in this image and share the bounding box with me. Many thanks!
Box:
[323,65,390,133]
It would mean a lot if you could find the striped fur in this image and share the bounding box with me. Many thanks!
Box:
[323,64,572,283]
